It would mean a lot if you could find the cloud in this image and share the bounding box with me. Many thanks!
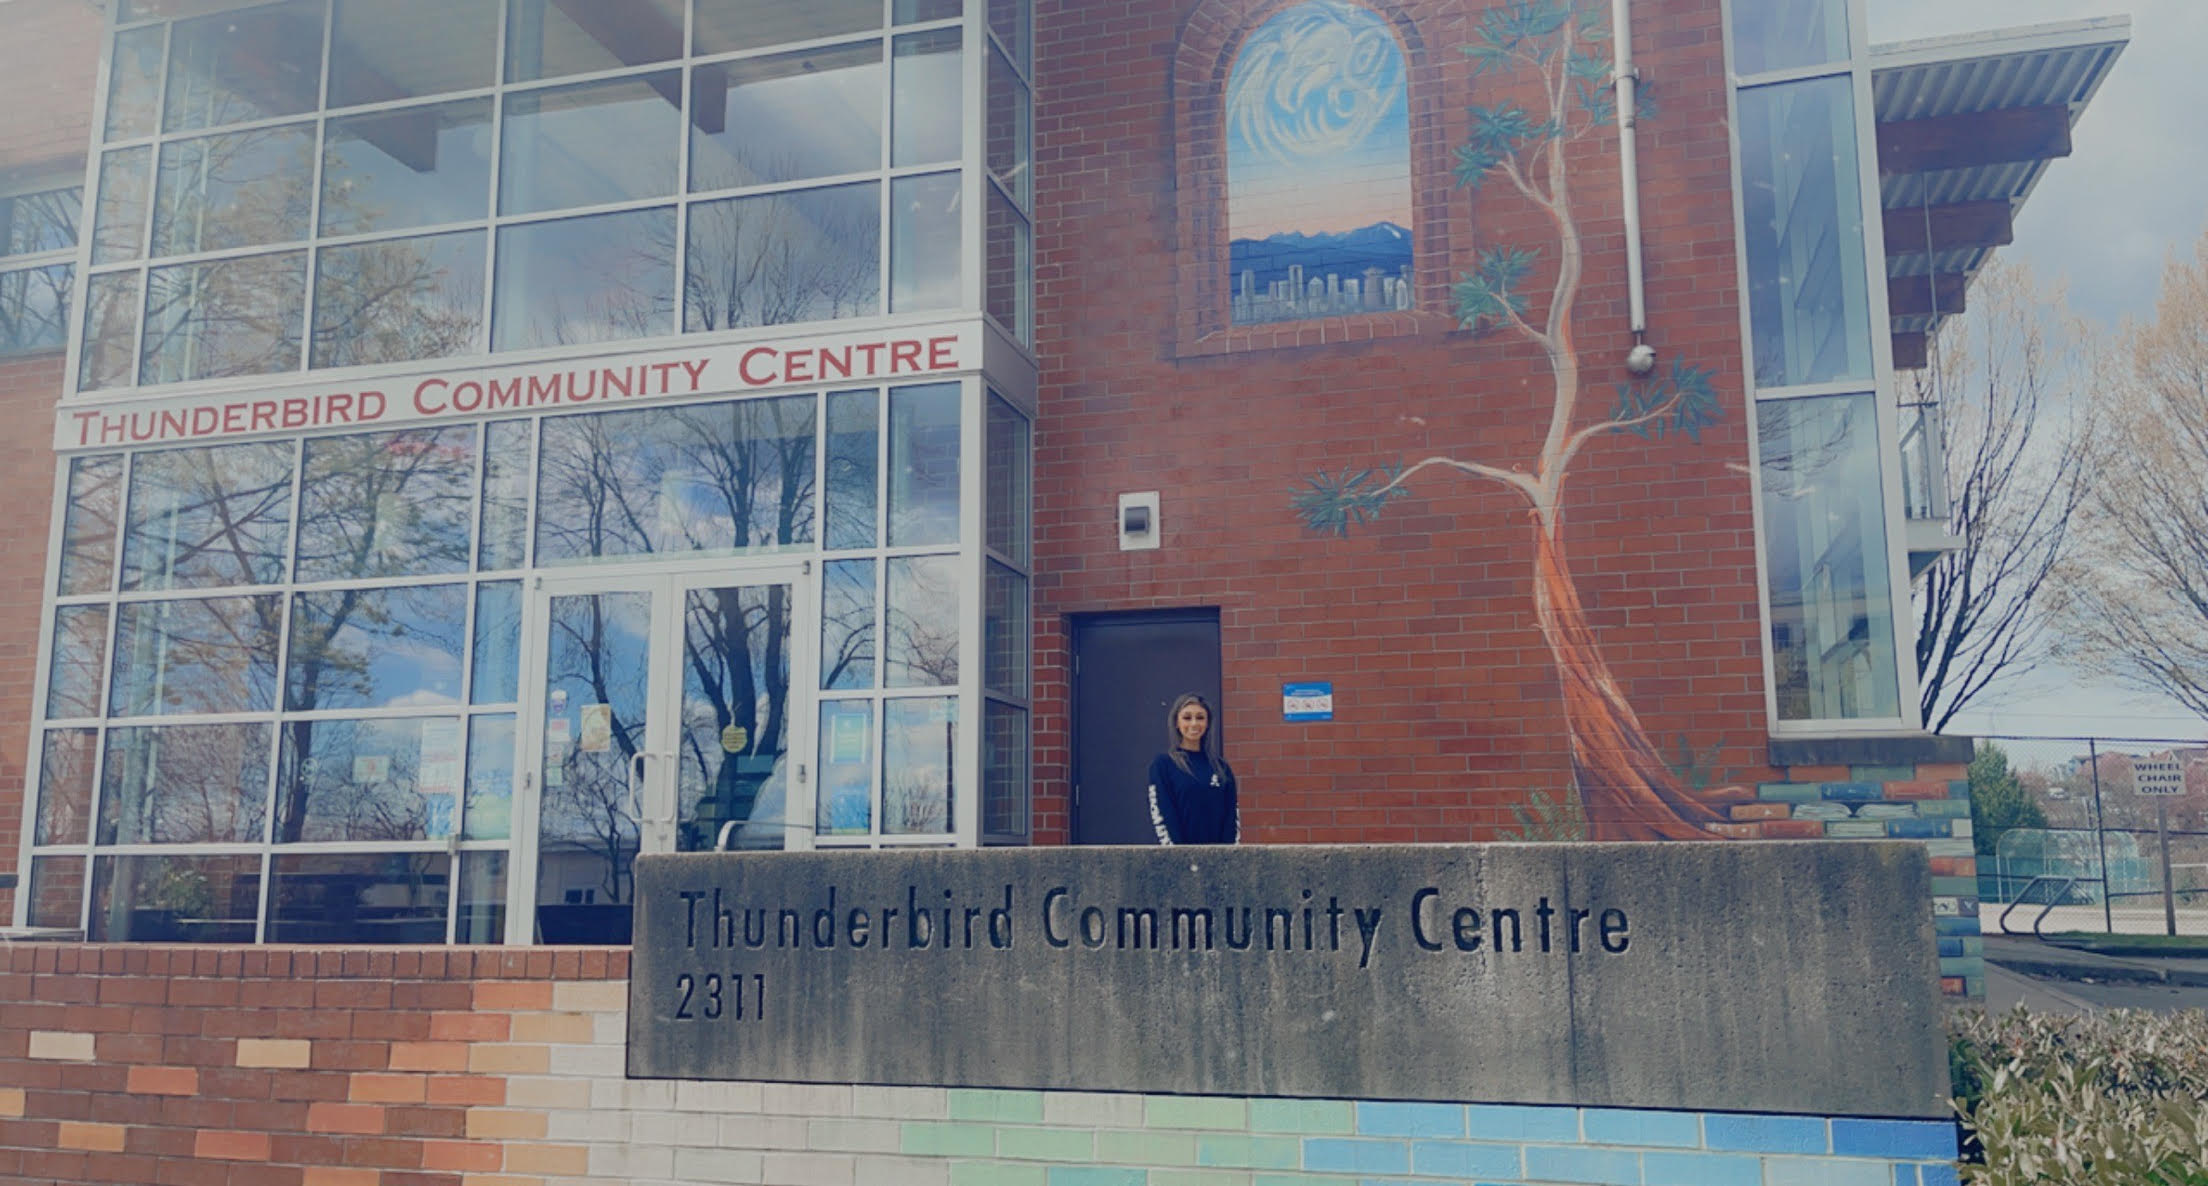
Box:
[1226,0,1406,164]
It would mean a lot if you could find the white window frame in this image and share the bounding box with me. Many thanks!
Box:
[1722,0,1924,738]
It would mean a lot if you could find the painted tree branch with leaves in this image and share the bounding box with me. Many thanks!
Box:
[1295,0,1736,840]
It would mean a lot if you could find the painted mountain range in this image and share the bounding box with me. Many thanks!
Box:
[1229,222,1412,290]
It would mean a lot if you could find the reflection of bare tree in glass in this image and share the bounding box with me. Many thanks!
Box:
[0,264,72,351]
[681,185,880,332]
[887,558,959,686]
[313,238,486,367]
[103,724,269,847]
[819,570,874,691]
[277,428,475,843]
[678,587,788,850]
[539,595,647,904]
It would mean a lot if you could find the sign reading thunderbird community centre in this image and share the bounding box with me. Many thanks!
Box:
[628,844,1948,1119]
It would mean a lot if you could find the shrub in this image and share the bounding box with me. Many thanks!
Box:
[1950,1008,2208,1185]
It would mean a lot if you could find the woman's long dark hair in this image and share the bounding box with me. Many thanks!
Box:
[1165,693,1233,781]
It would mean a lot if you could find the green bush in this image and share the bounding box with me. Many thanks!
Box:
[1950,1008,2208,1184]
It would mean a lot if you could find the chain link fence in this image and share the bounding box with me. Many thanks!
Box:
[1974,736,2208,938]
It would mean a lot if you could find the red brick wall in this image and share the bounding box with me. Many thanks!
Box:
[0,0,100,924]
[0,944,627,1185]
[1028,0,1768,844]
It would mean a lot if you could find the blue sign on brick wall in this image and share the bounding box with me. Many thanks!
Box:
[1283,682,1333,721]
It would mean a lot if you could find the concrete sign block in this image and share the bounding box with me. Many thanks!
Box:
[628,843,1947,1119]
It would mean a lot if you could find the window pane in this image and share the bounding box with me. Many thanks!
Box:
[321,99,494,236]
[78,271,141,392]
[464,713,515,841]
[109,595,283,715]
[35,729,98,846]
[1732,0,1849,76]
[470,582,522,707]
[985,187,1030,343]
[896,0,962,24]
[684,183,880,332]
[58,455,124,595]
[825,389,878,549]
[313,231,487,368]
[536,590,651,917]
[276,716,466,843]
[534,394,816,563]
[295,427,473,582]
[491,207,676,350]
[1739,76,1873,389]
[888,381,959,546]
[505,0,683,83]
[816,699,873,835]
[882,696,954,835]
[287,584,469,711]
[890,172,961,313]
[122,440,294,590]
[689,44,883,193]
[984,560,1026,698]
[892,30,962,167]
[886,554,958,688]
[140,251,308,384]
[456,851,507,943]
[0,264,72,357]
[499,74,681,216]
[987,46,1031,209]
[480,419,533,570]
[821,559,875,690]
[1759,393,1901,721]
[985,393,1029,564]
[26,856,86,931]
[93,147,153,263]
[984,700,1026,838]
[989,0,1029,71]
[99,722,272,844]
[46,606,110,720]
[1,187,80,258]
[695,0,881,56]
[106,24,166,141]
[163,0,325,133]
[89,854,261,943]
[266,852,450,943]
[678,583,793,852]
[330,0,498,107]
[153,124,317,257]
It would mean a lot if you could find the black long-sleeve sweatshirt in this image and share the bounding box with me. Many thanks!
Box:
[1146,749,1239,845]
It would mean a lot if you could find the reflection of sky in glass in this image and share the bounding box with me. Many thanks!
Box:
[893,30,962,166]
[821,559,876,690]
[472,581,523,705]
[890,173,961,313]
[1225,0,1411,238]
[691,44,882,191]
[492,207,676,350]
[321,100,493,235]
[466,714,515,841]
[888,383,960,546]
[818,700,873,835]
[500,75,680,216]
[296,426,477,580]
[123,441,294,591]
[883,697,954,835]
[287,584,469,711]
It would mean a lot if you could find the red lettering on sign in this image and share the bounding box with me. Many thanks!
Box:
[414,379,448,415]
[890,340,923,373]
[929,335,957,370]
[741,348,778,386]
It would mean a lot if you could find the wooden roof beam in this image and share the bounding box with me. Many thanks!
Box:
[1881,200,2014,256]
[1877,104,2072,176]
[1887,273,1969,320]
[1892,332,1929,371]
[547,0,686,113]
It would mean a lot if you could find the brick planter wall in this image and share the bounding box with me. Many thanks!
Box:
[1,944,1959,1185]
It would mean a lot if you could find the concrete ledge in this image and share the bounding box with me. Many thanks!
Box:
[1769,734,1974,768]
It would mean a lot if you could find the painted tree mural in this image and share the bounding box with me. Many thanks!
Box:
[1295,0,1737,840]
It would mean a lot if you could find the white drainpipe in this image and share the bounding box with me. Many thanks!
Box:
[1613,0,1654,370]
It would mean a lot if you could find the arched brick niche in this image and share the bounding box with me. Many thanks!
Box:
[1171,0,1457,356]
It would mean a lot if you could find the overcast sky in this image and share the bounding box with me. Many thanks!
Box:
[1863,1,2208,738]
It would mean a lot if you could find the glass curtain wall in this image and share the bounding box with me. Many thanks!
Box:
[0,180,82,358]
[74,0,1030,393]
[1727,0,1910,728]
[22,376,1029,940]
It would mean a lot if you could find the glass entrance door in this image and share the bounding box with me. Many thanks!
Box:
[516,564,811,943]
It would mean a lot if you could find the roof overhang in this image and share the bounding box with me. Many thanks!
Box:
[1871,17,2130,367]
